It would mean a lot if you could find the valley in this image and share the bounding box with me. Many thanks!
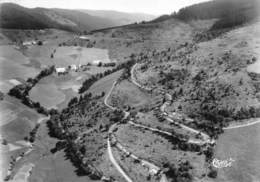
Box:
[1,0,260,182]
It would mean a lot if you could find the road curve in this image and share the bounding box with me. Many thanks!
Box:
[107,137,133,182]
[131,63,152,91]
[105,81,134,182]
[106,66,168,182]
[131,63,214,144]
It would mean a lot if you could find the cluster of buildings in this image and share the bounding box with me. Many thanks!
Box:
[55,60,116,74]
[22,40,43,46]
[55,64,82,74]
[22,40,37,46]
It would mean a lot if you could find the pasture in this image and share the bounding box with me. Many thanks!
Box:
[0,95,44,181]
[29,73,83,109]
[87,69,123,96]
[28,67,110,110]
[25,45,112,68]
[214,121,260,182]
[108,80,153,110]
[0,45,39,93]
[0,96,43,142]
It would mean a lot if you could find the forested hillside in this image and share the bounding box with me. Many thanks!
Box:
[176,0,259,29]
[0,3,117,31]
[153,0,259,30]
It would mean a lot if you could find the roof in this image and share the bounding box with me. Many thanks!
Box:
[92,60,101,65]
[79,36,90,40]
[56,67,66,72]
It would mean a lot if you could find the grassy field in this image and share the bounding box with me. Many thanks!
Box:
[0,95,43,142]
[108,80,154,110]
[29,73,87,110]
[87,69,123,96]
[29,82,66,109]
[214,122,260,182]
[0,45,39,93]
[0,95,45,181]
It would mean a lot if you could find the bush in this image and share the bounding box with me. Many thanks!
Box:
[207,168,217,178]
[37,41,43,45]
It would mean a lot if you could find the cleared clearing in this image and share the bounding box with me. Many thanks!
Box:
[87,69,123,96]
[0,96,43,141]
[108,80,154,110]
[0,46,39,93]
[29,83,65,109]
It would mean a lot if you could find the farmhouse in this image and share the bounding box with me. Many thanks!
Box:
[92,60,102,66]
[79,36,90,40]
[55,67,67,73]
[22,40,37,46]
[70,64,77,71]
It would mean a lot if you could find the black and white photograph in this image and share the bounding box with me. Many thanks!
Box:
[0,0,259,181]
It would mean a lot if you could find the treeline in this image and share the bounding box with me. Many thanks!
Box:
[79,57,136,93]
[8,66,55,115]
[24,123,40,143]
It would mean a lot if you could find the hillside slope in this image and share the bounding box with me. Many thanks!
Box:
[78,9,156,25]
[153,0,259,30]
[0,3,117,31]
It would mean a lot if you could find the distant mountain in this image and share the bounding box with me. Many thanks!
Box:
[0,3,118,32]
[78,9,156,25]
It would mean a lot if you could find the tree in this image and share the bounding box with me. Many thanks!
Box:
[208,168,217,178]
[101,92,105,97]
[37,41,43,45]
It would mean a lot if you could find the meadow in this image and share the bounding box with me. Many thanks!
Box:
[87,69,123,96]
[25,45,112,68]
[214,121,260,182]
[0,45,39,93]
[108,80,154,110]
[0,95,45,180]
[29,73,83,109]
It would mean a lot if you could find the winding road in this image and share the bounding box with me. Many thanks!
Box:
[108,124,133,182]
[105,79,134,182]
[131,63,214,145]
[130,63,152,91]
[223,118,260,130]
[105,76,168,182]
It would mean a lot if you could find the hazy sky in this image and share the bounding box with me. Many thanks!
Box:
[0,0,209,15]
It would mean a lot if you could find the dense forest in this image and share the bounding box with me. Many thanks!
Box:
[152,0,259,30]
[176,0,259,29]
[0,3,116,31]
